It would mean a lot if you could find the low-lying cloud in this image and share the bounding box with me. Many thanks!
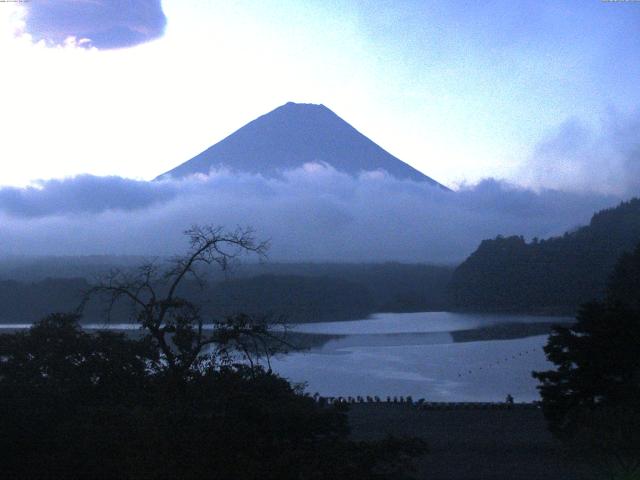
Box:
[0,166,620,263]
[24,0,166,49]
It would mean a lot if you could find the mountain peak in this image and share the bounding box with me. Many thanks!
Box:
[157,102,447,188]
[281,101,327,109]
[283,101,321,107]
[259,101,335,122]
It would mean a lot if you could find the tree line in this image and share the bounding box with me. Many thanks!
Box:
[0,264,452,325]
[534,241,640,478]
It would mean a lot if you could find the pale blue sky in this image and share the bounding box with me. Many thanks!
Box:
[1,0,639,191]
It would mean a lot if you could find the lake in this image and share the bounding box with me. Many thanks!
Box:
[0,311,571,402]
[271,312,571,403]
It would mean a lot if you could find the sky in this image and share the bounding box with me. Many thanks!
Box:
[0,1,638,261]
[1,0,638,191]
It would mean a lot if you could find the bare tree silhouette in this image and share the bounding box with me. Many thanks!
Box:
[83,225,289,378]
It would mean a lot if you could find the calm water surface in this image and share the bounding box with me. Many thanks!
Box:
[273,312,569,402]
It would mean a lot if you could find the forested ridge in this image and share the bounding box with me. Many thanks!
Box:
[449,198,640,313]
[0,264,452,324]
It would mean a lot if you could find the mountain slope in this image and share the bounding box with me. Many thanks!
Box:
[157,102,447,188]
[449,198,640,313]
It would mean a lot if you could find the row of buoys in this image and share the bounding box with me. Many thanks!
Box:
[309,394,540,410]
[456,347,542,378]
[312,394,418,405]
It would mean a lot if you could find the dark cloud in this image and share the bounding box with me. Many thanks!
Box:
[0,166,620,263]
[522,108,640,196]
[0,175,178,217]
[24,0,166,49]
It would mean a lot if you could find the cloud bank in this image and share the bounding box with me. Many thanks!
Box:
[0,166,620,263]
[23,0,166,49]
[521,108,640,196]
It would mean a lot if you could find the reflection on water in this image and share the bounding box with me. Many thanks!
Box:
[316,332,454,351]
[290,311,568,335]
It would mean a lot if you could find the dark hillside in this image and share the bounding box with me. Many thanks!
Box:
[449,198,640,313]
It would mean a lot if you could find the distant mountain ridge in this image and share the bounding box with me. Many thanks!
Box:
[449,198,640,314]
[0,263,453,324]
[157,102,447,188]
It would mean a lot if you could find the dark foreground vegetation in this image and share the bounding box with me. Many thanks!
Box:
[0,226,426,479]
[533,242,640,479]
[450,198,640,314]
[0,315,426,479]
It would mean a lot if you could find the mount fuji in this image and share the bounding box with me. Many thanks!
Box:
[157,102,447,189]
